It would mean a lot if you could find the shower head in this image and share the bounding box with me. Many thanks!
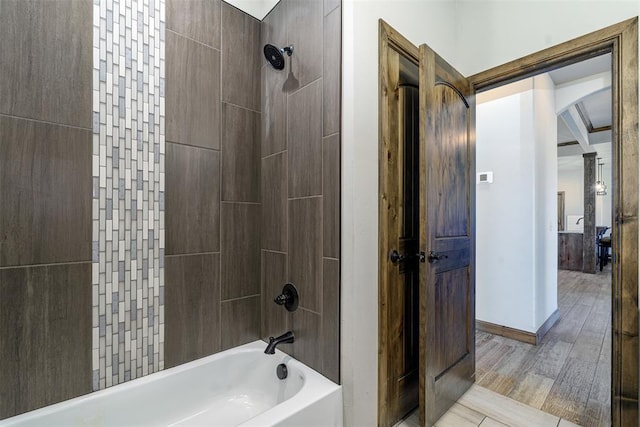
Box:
[264,44,294,70]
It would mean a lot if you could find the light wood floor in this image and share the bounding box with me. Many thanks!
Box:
[476,267,611,426]
[397,385,581,427]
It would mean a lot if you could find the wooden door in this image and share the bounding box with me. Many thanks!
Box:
[418,43,476,427]
[379,42,421,425]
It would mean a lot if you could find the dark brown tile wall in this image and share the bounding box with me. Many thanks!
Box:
[221,295,261,350]
[164,0,262,367]
[261,0,341,383]
[0,263,92,419]
[166,0,221,48]
[261,251,291,338]
[261,153,287,251]
[0,117,92,267]
[221,3,261,111]
[165,254,221,368]
[222,104,261,202]
[0,0,92,128]
[221,203,261,300]
[0,0,93,419]
[165,143,220,255]
[166,30,221,150]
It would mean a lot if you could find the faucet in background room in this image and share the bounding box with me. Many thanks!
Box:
[576,217,584,225]
[264,331,295,354]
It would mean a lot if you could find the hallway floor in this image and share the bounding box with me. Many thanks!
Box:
[475,267,611,426]
[397,384,581,427]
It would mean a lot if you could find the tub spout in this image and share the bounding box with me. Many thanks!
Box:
[264,331,294,354]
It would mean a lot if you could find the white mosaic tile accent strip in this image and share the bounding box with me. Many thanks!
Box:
[92,0,165,390]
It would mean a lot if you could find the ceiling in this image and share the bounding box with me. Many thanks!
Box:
[554,53,612,172]
[225,0,280,20]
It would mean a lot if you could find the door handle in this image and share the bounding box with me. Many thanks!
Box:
[389,250,406,264]
[427,251,448,263]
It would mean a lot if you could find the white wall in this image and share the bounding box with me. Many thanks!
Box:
[342,1,458,425]
[533,74,558,329]
[455,1,640,76]
[476,74,557,333]
[558,164,584,221]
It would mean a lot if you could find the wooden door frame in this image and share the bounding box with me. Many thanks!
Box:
[378,20,420,427]
[379,17,638,427]
[469,18,638,426]
[557,191,565,231]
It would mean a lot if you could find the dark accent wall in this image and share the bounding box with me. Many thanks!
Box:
[164,0,262,368]
[0,0,93,419]
[261,0,342,383]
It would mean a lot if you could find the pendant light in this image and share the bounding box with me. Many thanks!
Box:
[596,157,607,196]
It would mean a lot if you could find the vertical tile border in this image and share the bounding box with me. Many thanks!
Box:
[92,0,165,390]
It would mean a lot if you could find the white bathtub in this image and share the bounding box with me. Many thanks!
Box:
[0,341,343,427]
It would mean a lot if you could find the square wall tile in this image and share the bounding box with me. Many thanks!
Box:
[165,254,220,368]
[221,203,260,300]
[0,0,92,128]
[165,143,220,255]
[0,116,92,267]
[0,263,92,418]
[166,0,221,49]
[222,103,260,203]
[221,296,261,350]
[166,31,221,150]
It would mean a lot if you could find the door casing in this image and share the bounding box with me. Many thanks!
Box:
[378,17,639,427]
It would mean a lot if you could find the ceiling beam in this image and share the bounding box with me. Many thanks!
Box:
[559,105,596,154]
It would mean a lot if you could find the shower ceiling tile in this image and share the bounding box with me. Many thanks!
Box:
[166,0,221,49]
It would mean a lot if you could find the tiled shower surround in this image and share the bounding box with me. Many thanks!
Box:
[91,0,165,389]
[0,0,340,419]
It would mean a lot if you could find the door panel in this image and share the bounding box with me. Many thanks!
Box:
[379,44,421,426]
[419,43,476,427]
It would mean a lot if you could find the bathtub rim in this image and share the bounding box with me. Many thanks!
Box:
[0,340,341,426]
